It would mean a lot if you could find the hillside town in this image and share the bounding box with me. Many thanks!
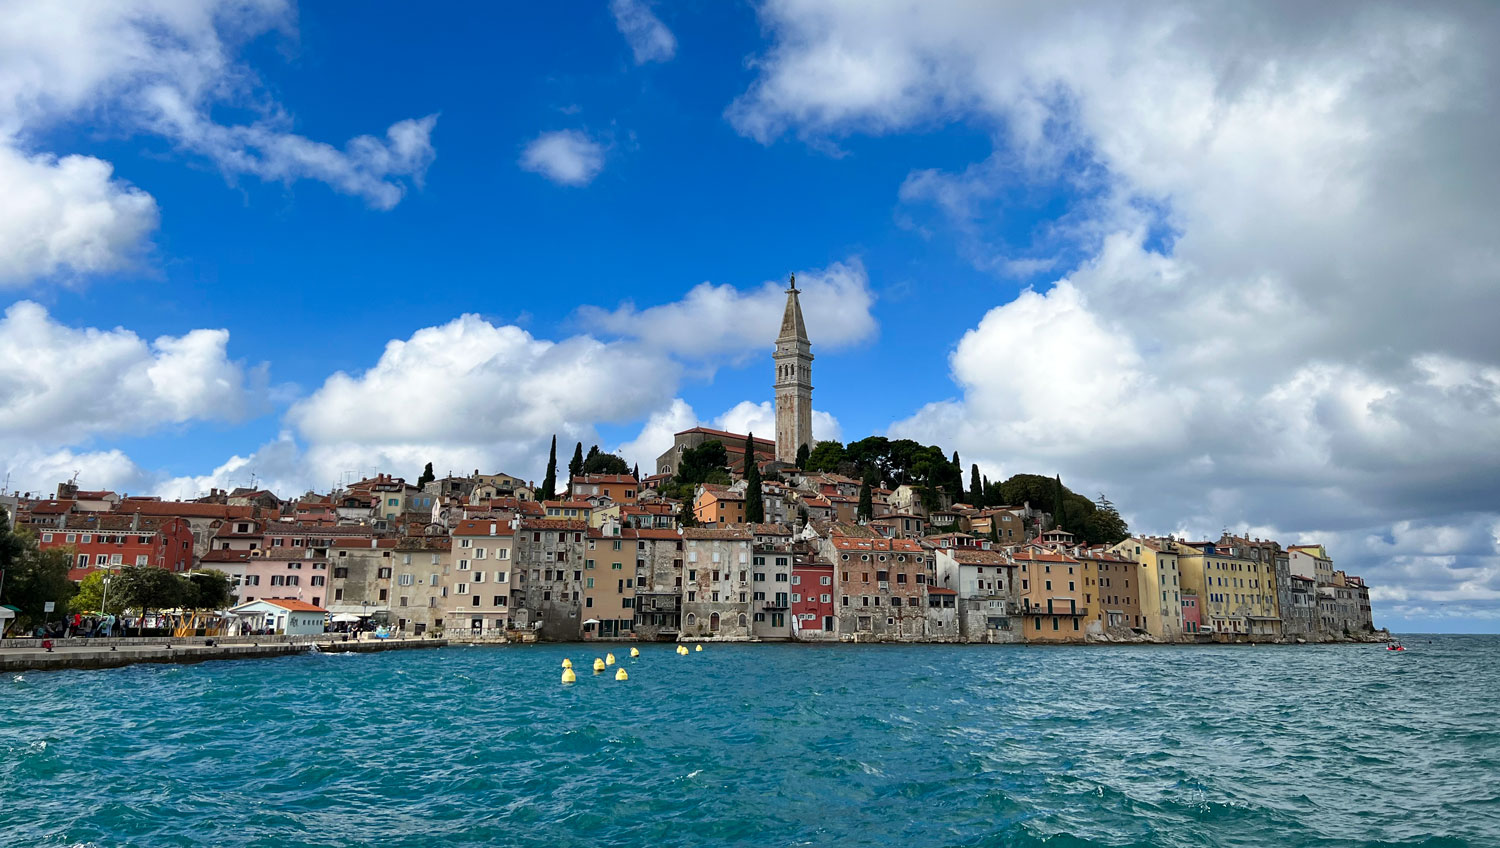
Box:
[0,283,1378,644]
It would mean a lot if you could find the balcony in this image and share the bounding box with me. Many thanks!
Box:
[1022,602,1088,617]
[761,599,789,610]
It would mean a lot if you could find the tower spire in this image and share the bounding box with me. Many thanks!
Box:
[773,278,813,464]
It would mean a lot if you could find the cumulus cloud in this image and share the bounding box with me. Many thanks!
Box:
[610,0,676,64]
[713,400,841,445]
[579,259,877,361]
[735,1,1500,622]
[284,313,680,485]
[0,0,437,286]
[0,146,159,285]
[0,300,265,445]
[519,130,605,186]
[616,398,698,474]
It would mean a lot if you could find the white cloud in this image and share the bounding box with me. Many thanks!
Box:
[713,400,841,445]
[579,259,877,361]
[0,447,155,499]
[0,145,159,285]
[610,0,676,65]
[736,1,1500,621]
[285,313,680,485]
[0,300,265,445]
[519,130,605,186]
[0,0,437,285]
[616,398,698,474]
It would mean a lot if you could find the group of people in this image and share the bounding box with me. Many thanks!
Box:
[34,612,119,639]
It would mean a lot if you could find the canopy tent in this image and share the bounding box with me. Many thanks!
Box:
[330,613,362,623]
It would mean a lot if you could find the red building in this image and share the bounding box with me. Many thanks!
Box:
[38,514,195,580]
[1181,593,1202,634]
[791,555,835,635]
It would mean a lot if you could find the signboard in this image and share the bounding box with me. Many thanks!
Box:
[43,601,55,613]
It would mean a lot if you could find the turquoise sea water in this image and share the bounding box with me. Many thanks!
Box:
[3,636,1498,848]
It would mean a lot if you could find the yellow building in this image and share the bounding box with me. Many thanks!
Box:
[1110,537,1184,640]
[1173,541,1280,637]
[583,526,636,639]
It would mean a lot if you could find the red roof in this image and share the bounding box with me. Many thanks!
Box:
[453,519,516,537]
[258,598,328,612]
[573,474,637,485]
[116,501,254,519]
[674,426,775,447]
[927,587,957,595]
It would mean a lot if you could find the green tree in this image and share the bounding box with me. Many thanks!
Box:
[540,436,558,501]
[804,440,846,473]
[186,569,235,612]
[581,447,630,475]
[116,565,185,635]
[857,474,873,521]
[416,461,435,488]
[632,463,640,481]
[1051,475,1065,528]
[970,464,983,506]
[569,442,586,486]
[743,433,765,523]
[0,511,76,630]
[70,570,127,615]
[795,442,811,469]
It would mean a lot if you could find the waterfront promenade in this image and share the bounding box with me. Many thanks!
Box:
[0,634,446,672]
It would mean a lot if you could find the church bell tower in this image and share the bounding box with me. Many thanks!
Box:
[774,274,813,465]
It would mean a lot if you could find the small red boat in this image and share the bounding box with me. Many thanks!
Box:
[1386,643,1405,651]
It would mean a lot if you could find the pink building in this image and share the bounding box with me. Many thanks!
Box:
[1181,593,1202,634]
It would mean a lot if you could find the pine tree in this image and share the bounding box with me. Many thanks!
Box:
[795,442,810,470]
[744,432,765,524]
[857,474,873,522]
[969,463,982,506]
[540,436,558,501]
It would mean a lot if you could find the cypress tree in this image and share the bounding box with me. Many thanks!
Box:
[795,442,810,470]
[417,461,435,488]
[741,433,756,476]
[969,463,982,505]
[744,432,765,523]
[632,463,640,480]
[857,474,873,522]
[569,442,585,484]
[1052,474,1065,529]
[540,436,558,501]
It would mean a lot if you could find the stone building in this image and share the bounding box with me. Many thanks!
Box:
[679,527,754,640]
[933,547,1020,643]
[1015,548,1095,641]
[583,524,637,639]
[826,534,928,641]
[324,538,399,625]
[1075,548,1143,635]
[631,527,686,640]
[512,519,589,640]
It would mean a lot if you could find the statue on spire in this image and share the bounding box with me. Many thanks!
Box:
[788,272,797,292]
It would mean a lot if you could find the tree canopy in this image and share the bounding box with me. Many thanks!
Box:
[0,508,75,630]
[540,436,558,501]
[581,447,630,476]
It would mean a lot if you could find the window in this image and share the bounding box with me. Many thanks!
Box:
[135,555,149,566]
[456,583,470,595]
[398,574,414,586]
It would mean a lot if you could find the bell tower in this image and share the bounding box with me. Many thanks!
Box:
[774,274,813,464]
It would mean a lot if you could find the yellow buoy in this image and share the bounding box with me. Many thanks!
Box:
[677,645,688,655]
[562,668,576,683]
[593,658,606,673]
[630,647,640,658]
[605,652,616,666]
[561,658,572,669]
[615,667,629,681]
[695,644,703,652]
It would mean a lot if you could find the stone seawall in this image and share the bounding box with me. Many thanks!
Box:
[0,637,446,673]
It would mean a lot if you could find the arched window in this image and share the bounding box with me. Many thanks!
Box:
[685,613,697,626]
[710,612,720,631]
[738,614,747,628]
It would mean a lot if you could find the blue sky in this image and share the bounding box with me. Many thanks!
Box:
[2,1,1498,632]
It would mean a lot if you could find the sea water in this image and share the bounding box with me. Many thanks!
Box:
[2,636,1497,847]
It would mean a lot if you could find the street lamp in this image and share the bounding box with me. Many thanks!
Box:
[100,575,113,636]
